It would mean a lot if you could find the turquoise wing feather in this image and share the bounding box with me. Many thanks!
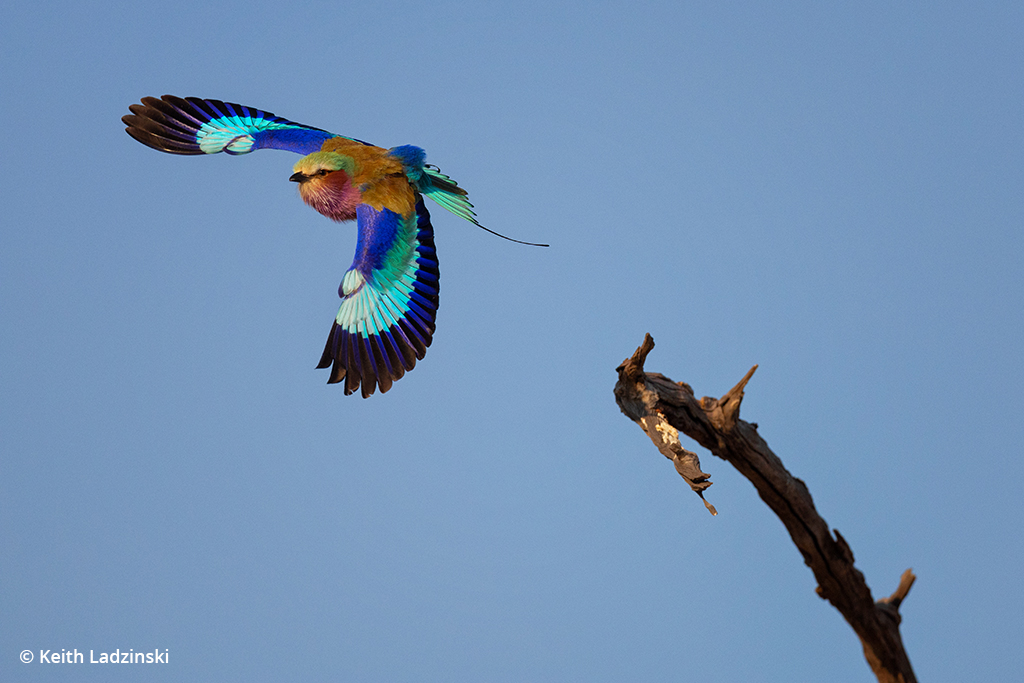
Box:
[122,95,362,156]
[317,196,439,398]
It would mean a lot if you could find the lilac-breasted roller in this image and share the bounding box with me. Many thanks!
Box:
[123,96,545,398]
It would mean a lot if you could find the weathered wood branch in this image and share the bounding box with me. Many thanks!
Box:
[614,333,917,683]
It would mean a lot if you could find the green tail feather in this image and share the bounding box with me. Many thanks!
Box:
[420,166,480,225]
[419,166,549,247]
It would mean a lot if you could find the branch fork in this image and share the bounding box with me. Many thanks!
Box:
[614,334,917,683]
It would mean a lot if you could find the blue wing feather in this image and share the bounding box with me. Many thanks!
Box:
[123,95,360,156]
[317,197,439,397]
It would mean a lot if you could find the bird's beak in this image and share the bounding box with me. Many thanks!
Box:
[289,172,307,183]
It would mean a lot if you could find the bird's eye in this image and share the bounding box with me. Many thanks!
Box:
[315,169,330,176]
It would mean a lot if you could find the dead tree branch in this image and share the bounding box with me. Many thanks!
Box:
[614,333,917,683]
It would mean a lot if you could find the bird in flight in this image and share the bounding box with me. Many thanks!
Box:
[123,96,545,398]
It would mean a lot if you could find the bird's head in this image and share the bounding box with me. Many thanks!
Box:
[290,152,359,222]
[290,151,356,183]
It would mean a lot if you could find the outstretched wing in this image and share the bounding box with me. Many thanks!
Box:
[318,196,440,398]
[122,95,354,156]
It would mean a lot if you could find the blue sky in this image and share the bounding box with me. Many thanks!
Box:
[2,1,1022,681]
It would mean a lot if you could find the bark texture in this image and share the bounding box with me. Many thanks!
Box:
[614,334,916,683]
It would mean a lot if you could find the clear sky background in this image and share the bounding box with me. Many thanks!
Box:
[2,1,1022,681]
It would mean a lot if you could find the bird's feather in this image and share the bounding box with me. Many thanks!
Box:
[317,196,439,398]
[122,95,356,156]
[419,166,480,225]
